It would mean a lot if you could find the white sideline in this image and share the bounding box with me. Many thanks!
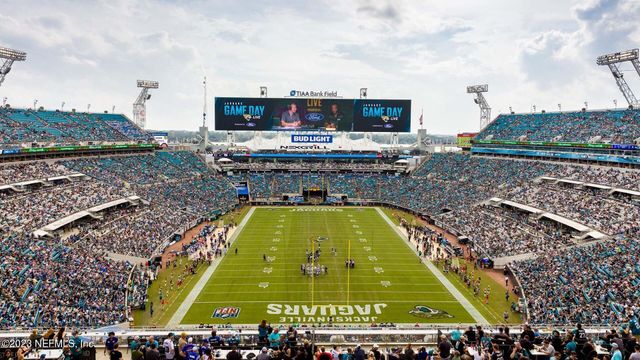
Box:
[374,207,489,325]
[167,207,257,326]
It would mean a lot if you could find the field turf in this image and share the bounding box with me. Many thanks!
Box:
[180,207,476,325]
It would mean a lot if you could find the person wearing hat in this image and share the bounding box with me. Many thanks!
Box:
[182,338,195,356]
[185,344,199,360]
[371,344,381,360]
[611,343,622,360]
[177,333,188,360]
[198,339,210,357]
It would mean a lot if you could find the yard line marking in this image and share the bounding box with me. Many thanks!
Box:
[167,206,256,326]
[200,281,412,286]
[211,268,433,272]
[197,290,451,295]
[192,300,462,304]
[374,207,490,325]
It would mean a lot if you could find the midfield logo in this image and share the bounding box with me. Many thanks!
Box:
[409,305,453,319]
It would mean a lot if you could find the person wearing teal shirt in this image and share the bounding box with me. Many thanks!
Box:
[611,343,623,360]
[564,335,577,354]
[70,331,83,360]
[129,338,139,351]
[450,328,462,342]
[268,328,281,349]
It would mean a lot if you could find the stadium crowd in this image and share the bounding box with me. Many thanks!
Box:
[477,108,640,144]
[0,108,152,145]
[3,119,640,332]
[0,232,134,328]
[437,205,571,258]
[506,183,640,236]
[0,180,129,232]
[231,161,395,172]
[0,151,239,328]
[511,237,640,326]
[0,161,73,185]
[553,165,640,191]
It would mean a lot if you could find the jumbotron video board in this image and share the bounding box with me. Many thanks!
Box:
[215,97,411,132]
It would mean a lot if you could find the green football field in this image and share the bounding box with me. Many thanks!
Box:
[180,207,476,325]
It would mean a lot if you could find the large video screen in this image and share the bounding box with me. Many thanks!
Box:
[215,97,411,132]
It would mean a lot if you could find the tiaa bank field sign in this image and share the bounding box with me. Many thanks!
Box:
[291,134,333,143]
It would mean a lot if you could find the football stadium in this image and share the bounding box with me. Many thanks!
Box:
[1,1,640,360]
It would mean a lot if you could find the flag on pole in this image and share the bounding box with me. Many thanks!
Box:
[419,108,424,127]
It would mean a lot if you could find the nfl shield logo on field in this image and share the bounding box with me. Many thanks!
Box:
[212,307,241,319]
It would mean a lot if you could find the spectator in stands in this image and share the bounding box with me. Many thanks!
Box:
[164,334,175,360]
[226,346,241,360]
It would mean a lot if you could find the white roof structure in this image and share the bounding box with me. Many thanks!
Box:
[236,133,383,152]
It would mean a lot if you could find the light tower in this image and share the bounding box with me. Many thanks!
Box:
[596,49,640,108]
[466,84,491,130]
[133,80,159,129]
[360,88,373,142]
[0,46,27,88]
[199,77,210,152]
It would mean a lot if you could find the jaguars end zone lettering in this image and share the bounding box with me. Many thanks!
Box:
[291,135,333,143]
[267,303,387,323]
[212,307,241,319]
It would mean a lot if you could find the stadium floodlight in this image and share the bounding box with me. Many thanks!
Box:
[0,46,27,88]
[466,84,491,130]
[360,88,368,99]
[596,49,638,65]
[596,49,640,108]
[61,101,65,111]
[584,101,588,110]
[136,80,159,89]
[613,99,617,108]
[558,103,562,112]
[133,79,159,129]
[260,86,268,98]
[532,105,536,113]
[33,99,38,110]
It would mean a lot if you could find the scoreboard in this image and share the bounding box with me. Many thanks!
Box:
[215,97,411,133]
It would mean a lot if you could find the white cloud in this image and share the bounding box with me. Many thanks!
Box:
[0,0,639,134]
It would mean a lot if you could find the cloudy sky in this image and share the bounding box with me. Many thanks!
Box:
[1,0,639,134]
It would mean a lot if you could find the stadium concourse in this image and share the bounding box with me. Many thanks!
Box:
[0,107,639,340]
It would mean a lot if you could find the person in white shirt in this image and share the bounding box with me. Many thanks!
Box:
[163,334,175,360]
